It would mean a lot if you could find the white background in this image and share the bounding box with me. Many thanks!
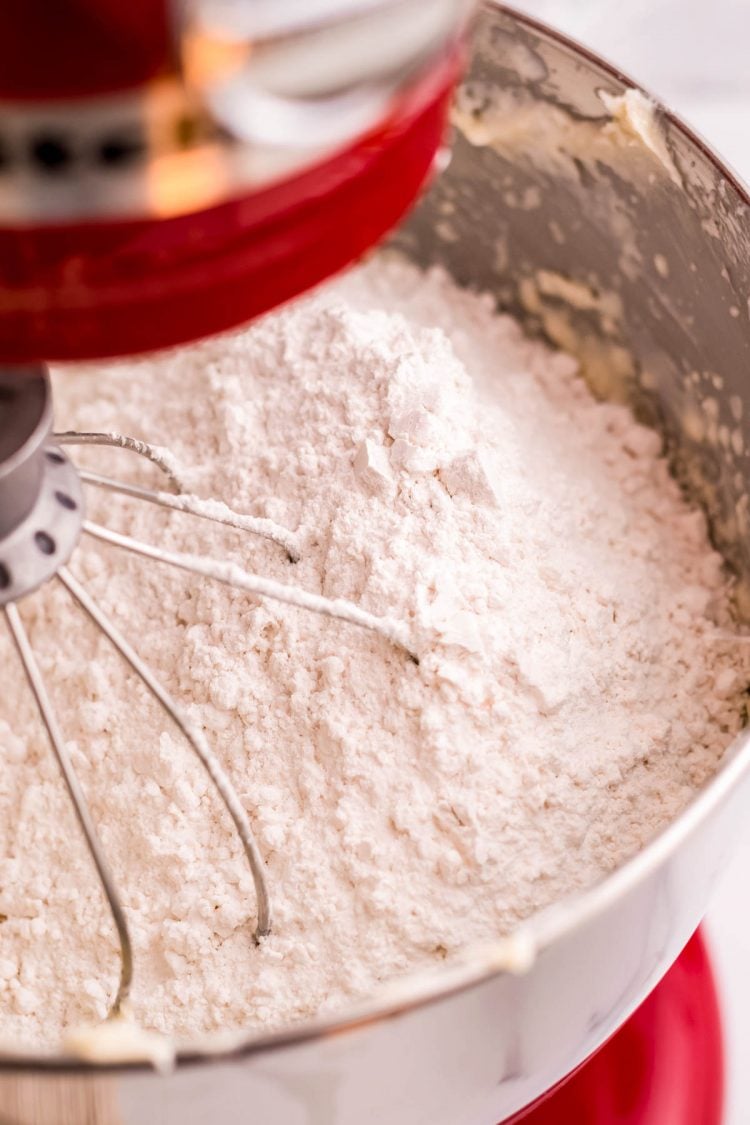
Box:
[516,3,750,1121]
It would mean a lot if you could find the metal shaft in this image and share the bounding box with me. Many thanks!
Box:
[0,368,51,540]
[54,431,186,493]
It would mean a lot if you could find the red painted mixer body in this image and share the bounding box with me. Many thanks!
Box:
[0,1,459,361]
[0,1,170,98]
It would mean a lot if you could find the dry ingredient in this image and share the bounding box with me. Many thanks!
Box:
[0,255,747,1048]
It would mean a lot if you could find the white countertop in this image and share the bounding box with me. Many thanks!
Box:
[515,4,750,1121]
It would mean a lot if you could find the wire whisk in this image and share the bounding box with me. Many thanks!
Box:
[3,425,415,1021]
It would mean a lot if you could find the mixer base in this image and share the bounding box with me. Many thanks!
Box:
[500,929,723,1125]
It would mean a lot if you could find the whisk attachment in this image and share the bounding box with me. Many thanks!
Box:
[0,378,415,1020]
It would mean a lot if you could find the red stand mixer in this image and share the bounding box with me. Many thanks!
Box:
[0,3,738,1124]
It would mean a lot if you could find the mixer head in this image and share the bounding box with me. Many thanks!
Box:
[0,0,468,362]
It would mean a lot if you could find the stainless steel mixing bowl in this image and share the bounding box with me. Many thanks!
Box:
[4,4,750,1122]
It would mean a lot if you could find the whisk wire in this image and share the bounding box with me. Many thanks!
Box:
[57,566,272,940]
[82,520,416,658]
[78,468,301,561]
[3,602,133,1018]
[54,432,185,493]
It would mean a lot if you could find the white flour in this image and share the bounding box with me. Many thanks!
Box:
[0,255,747,1047]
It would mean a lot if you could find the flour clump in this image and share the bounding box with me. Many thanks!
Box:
[0,255,747,1047]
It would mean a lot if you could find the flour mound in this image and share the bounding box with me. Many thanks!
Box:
[0,257,746,1047]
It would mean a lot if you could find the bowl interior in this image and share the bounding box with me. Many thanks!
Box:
[394,2,750,611]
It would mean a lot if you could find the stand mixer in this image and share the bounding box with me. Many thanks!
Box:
[2,5,750,1125]
[0,0,468,1025]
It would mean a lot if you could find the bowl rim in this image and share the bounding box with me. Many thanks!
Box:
[5,0,750,1074]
